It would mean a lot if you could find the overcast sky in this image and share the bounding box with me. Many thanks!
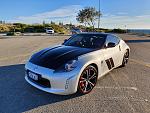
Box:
[0,0,150,29]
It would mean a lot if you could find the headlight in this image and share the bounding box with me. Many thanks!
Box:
[65,59,78,71]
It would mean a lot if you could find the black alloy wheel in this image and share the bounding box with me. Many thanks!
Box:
[78,65,98,94]
[122,50,129,67]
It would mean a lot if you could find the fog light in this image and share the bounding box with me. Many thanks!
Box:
[65,79,69,89]
[65,85,69,89]
[65,75,75,89]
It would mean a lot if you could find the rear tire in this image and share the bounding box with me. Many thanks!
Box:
[78,65,98,94]
[121,50,129,67]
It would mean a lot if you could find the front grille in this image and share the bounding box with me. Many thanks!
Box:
[26,70,51,88]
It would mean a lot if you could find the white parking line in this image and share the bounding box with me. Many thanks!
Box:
[95,86,138,91]
[105,96,149,102]
[130,59,150,68]
[0,54,30,61]
[0,48,41,62]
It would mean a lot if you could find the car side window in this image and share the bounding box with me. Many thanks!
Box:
[105,35,120,46]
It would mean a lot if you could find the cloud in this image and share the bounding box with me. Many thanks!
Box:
[8,5,82,24]
[99,14,150,29]
[116,12,128,15]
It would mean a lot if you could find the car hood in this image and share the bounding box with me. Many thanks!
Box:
[29,45,95,70]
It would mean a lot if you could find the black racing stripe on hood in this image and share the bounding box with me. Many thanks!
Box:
[29,45,95,70]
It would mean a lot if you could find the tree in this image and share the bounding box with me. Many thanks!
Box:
[76,7,102,29]
[50,21,55,25]
[13,23,27,32]
[43,20,46,25]
[59,22,63,26]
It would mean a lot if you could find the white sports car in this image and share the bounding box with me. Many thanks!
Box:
[25,33,130,95]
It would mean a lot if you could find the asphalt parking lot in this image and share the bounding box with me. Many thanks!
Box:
[0,34,150,113]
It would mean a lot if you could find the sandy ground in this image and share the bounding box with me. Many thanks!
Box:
[0,34,150,113]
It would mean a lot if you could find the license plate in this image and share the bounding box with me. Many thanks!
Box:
[28,72,38,81]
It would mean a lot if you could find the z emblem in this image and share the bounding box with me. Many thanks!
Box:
[105,58,115,70]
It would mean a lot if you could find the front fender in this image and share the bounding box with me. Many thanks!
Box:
[73,51,103,92]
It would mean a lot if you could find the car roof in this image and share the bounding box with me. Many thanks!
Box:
[77,32,111,36]
[77,32,121,39]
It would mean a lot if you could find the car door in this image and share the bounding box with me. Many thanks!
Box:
[101,35,122,75]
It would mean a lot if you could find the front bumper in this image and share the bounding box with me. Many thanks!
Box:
[25,62,80,95]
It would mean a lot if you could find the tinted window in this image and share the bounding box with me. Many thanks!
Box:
[106,35,120,45]
[64,34,107,49]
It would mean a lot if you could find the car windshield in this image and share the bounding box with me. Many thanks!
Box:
[64,34,106,49]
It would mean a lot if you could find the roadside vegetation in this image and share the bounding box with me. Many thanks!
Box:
[0,7,127,36]
[0,23,126,36]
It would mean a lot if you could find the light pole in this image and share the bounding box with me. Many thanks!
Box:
[98,0,100,29]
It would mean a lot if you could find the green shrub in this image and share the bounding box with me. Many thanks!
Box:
[112,29,126,33]
[6,32,15,36]
[0,24,10,32]
[85,27,95,32]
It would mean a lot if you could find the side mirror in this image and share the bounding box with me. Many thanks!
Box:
[106,42,116,48]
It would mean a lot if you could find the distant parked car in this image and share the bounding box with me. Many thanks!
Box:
[46,27,54,34]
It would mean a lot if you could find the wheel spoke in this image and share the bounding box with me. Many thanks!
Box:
[86,69,91,79]
[84,81,88,92]
[86,70,88,75]
[80,80,86,84]
[125,59,128,64]
[86,69,90,75]
[88,81,95,88]
[80,76,86,81]
[125,57,129,64]
[89,72,96,80]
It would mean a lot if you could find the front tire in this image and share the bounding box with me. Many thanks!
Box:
[78,65,98,94]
